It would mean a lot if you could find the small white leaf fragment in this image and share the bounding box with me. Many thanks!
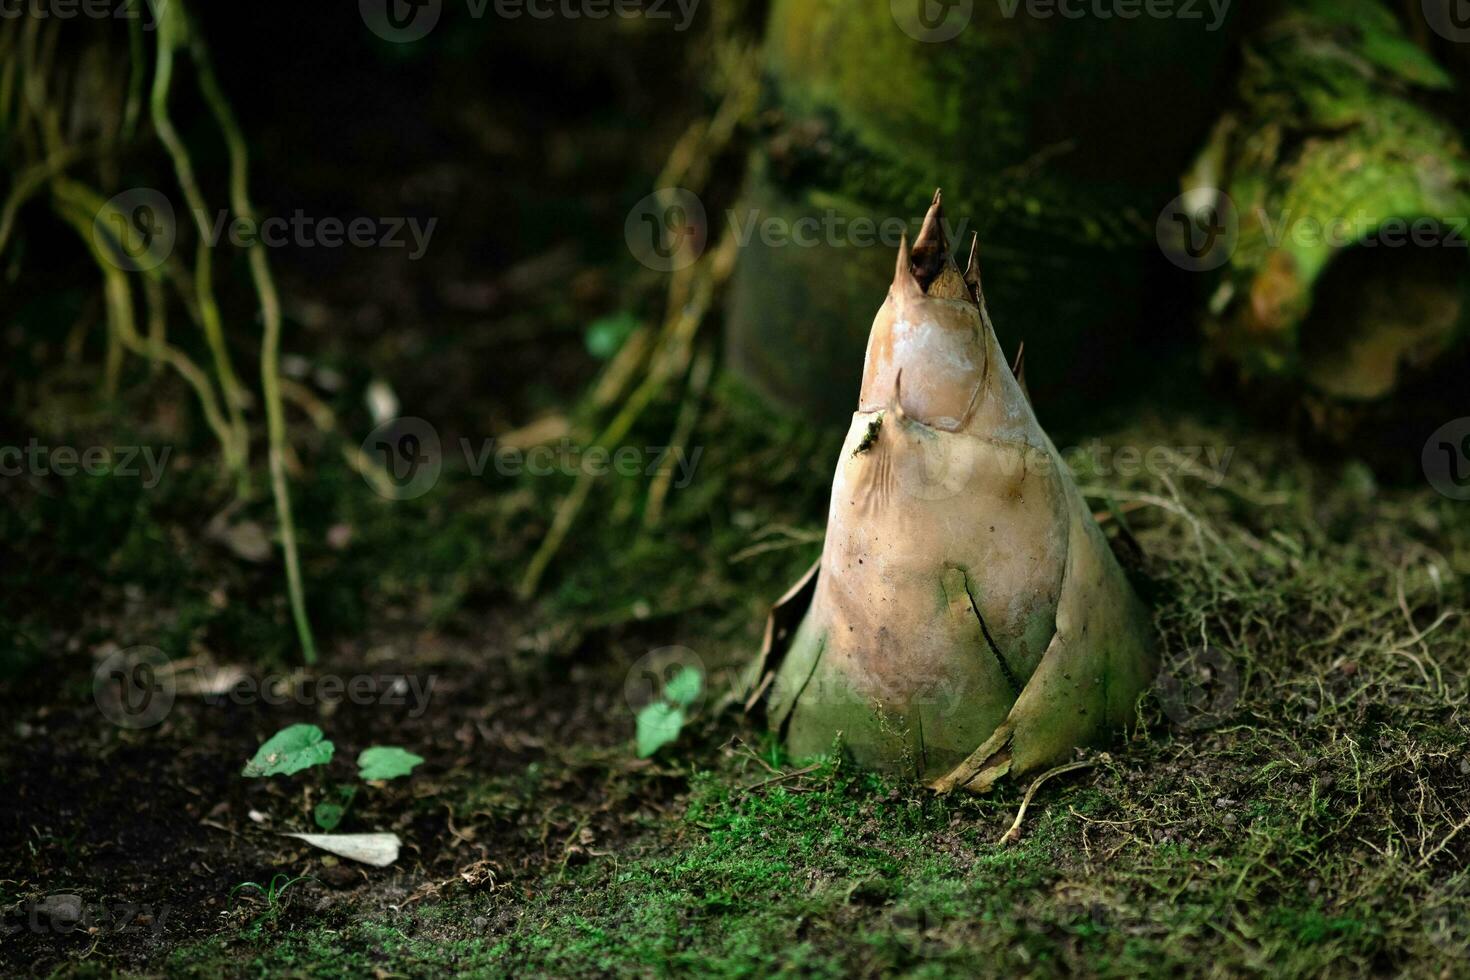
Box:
[365,379,399,425]
[284,832,401,867]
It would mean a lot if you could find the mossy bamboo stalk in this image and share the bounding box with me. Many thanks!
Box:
[1196,0,1470,410]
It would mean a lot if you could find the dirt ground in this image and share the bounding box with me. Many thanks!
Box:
[3,381,1469,977]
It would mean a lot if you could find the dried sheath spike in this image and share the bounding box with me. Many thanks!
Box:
[747,192,1156,793]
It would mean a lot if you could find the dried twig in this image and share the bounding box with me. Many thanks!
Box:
[998,760,1096,846]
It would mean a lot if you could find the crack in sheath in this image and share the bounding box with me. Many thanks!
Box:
[776,635,826,740]
[961,573,1022,696]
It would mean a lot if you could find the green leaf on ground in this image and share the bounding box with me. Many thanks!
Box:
[663,665,703,708]
[313,785,359,831]
[242,724,335,778]
[636,702,686,758]
[584,311,638,359]
[356,746,425,781]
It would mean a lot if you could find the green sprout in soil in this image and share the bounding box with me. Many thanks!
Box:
[636,664,705,758]
[242,723,424,830]
[228,873,316,934]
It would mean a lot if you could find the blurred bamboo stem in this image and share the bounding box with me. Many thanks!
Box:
[189,15,318,663]
[51,183,235,455]
[3,2,320,663]
[517,45,758,599]
[149,4,251,493]
[518,233,738,599]
[643,340,714,529]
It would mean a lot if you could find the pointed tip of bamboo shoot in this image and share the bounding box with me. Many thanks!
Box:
[911,192,951,291]
[963,231,985,306]
[1011,342,1030,404]
[892,233,924,299]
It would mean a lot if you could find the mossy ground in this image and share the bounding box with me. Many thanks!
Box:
[2,377,1468,979]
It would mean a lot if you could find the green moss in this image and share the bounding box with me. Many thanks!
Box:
[21,386,1470,980]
